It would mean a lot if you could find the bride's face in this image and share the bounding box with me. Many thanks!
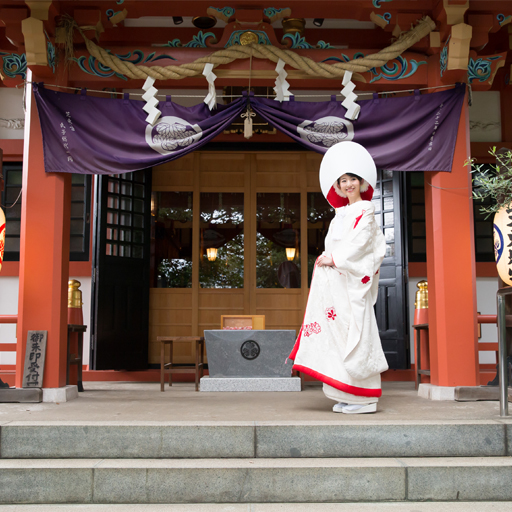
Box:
[337,174,361,203]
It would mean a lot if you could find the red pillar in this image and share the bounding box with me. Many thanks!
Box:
[424,88,479,387]
[16,71,71,389]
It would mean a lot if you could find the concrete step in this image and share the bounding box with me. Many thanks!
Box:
[1,504,512,512]
[1,457,512,504]
[1,420,511,459]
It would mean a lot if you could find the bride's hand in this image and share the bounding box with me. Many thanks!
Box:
[317,255,334,267]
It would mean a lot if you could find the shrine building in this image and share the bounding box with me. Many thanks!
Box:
[0,0,510,399]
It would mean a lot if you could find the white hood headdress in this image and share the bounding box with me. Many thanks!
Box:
[319,141,377,208]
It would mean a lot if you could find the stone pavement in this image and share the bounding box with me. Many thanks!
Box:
[0,503,512,511]
[0,381,508,422]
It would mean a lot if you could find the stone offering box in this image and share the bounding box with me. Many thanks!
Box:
[200,330,301,392]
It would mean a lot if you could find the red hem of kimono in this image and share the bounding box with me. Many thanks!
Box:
[292,364,382,398]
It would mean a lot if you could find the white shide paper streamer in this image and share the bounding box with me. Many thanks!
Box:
[274,59,291,102]
[203,63,217,110]
[142,76,162,125]
[340,70,360,120]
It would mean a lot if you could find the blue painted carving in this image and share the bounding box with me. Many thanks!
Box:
[376,12,392,24]
[368,56,426,83]
[264,7,290,18]
[322,52,366,64]
[209,6,235,18]
[116,0,124,4]
[0,52,27,79]
[468,56,502,83]
[44,30,56,73]
[184,31,217,48]
[497,14,512,26]
[282,33,335,49]
[164,39,182,48]
[73,50,176,80]
[47,41,56,73]
[106,9,123,20]
[225,30,272,46]
[321,53,425,82]
[283,33,313,49]
[316,41,335,49]
[372,0,393,7]
[440,36,449,77]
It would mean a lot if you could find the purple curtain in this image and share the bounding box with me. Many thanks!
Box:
[34,83,245,175]
[250,84,466,172]
[34,82,465,175]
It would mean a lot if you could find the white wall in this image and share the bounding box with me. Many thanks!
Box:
[0,276,19,364]
[0,276,92,366]
[469,91,501,143]
[407,277,499,365]
[0,88,25,139]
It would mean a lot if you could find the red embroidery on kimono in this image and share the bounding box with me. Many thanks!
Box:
[375,269,379,275]
[325,307,337,321]
[303,322,321,337]
[361,275,370,284]
[353,210,366,229]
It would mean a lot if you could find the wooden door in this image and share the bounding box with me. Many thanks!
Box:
[90,170,152,370]
[148,150,410,369]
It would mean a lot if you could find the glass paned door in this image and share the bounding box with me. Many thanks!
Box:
[256,193,301,288]
[151,191,193,288]
[306,192,334,286]
[199,192,244,288]
[373,169,409,369]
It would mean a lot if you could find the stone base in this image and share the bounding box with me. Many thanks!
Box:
[200,376,302,392]
[42,385,78,403]
[455,385,512,402]
[0,387,42,403]
[418,383,456,401]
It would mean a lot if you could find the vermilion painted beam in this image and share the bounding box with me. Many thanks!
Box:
[424,84,479,387]
[0,316,17,324]
[16,70,71,389]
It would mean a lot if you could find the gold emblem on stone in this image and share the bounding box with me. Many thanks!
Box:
[240,31,259,45]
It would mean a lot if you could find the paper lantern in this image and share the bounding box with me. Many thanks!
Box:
[493,207,512,285]
[206,247,218,261]
[0,207,5,273]
[285,247,296,261]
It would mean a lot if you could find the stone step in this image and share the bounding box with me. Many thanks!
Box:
[2,503,512,511]
[1,420,511,459]
[1,457,512,504]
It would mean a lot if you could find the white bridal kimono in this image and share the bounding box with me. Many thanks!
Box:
[289,200,388,404]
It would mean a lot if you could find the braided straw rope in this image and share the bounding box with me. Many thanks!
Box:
[69,16,436,80]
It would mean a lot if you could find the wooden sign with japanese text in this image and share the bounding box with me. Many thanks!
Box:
[22,331,47,388]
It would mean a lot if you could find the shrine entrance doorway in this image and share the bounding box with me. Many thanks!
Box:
[145,146,410,369]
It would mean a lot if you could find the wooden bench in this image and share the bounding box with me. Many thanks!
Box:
[158,336,205,392]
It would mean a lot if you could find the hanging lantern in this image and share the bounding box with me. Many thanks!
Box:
[286,247,296,261]
[494,207,512,285]
[0,207,4,273]
[207,247,218,261]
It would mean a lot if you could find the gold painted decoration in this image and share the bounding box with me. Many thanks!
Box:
[493,207,512,286]
[240,31,258,46]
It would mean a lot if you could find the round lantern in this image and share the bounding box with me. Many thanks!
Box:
[0,207,5,273]
[493,207,512,285]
